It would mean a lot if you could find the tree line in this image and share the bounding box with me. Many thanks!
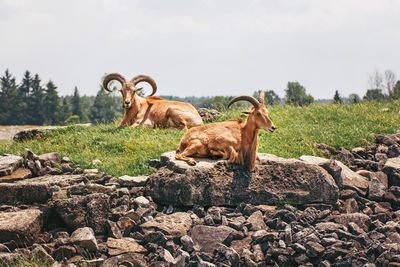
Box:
[1,69,399,126]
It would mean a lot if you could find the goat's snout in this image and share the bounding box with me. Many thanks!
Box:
[125,101,130,105]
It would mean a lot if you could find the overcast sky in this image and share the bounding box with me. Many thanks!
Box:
[1,0,400,99]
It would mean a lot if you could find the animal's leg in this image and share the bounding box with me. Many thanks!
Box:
[167,109,188,130]
[175,140,204,166]
[227,146,239,163]
[209,149,224,158]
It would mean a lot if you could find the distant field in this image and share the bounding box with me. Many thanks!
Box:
[1,101,399,177]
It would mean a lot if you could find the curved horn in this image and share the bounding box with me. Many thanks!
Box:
[130,75,157,96]
[103,73,127,92]
[227,95,260,109]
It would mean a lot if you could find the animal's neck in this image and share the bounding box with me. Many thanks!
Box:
[240,118,259,170]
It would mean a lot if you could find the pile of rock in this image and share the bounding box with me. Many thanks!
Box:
[196,108,222,122]
[0,131,400,266]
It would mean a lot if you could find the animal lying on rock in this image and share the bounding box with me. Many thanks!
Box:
[175,92,276,171]
[103,73,203,129]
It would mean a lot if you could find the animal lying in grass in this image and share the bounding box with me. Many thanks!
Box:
[103,73,203,129]
[175,92,276,171]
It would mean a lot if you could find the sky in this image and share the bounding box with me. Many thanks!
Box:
[1,0,400,99]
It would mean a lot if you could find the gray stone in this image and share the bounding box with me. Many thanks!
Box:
[0,154,23,177]
[140,212,192,238]
[305,241,325,257]
[331,213,371,232]
[0,182,50,204]
[149,152,339,206]
[247,210,267,231]
[118,175,149,187]
[31,245,55,264]
[38,152,61,165]
[0,209,43,245]
[180,235,195,252]
[383,157,400,187]
[70,227,98,252]
[106,237,146,256]
[134,196,150,208]
[190,225,235,253]
[368,177,387,201]
[0,168,32,183]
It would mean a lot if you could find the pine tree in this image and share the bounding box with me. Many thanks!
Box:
[59,97,72,125]
[15,70,32,123]
[333,90,342,104]
[43,80,61,125]
[0,70,19,124]
[28,74,45,125]
[89,88,119,123]
[71,86,86,122]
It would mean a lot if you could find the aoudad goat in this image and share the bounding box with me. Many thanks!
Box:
[103,73,203,129]
[175,92,276,171]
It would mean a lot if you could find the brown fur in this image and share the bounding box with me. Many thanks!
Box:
[103,74,203,129]
[175,95,275,171]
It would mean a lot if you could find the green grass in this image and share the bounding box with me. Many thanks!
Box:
[1,101,399,177]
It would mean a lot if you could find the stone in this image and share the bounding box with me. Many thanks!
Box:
[0,252,20,265]
[300,156,369,195]
[140,212,192,238]
[0,168,32,183]
[70,227,98,252]
[13,128,43,141]
[31,245,55,264]
[305,241,325,258]
[196,108,222,122]
[331,213,371,232]
[369,177,387,201]
[0,182,50,204]
[53,245,76,261]
[92,159,102,165]
[106,220,123,239]
[53,193,110,234]
[150,152,339,206]
[0,209,43,245]
[343,198,359,213]
[230,236,252,254]
[0,154,23,177]
[18,174,84,187]
[190,225,235,253]
[383,157,400,187]
[68,183,115,195]
[180,235,195,252]
[107,237,146,255]
[119,175,149,187]
[134,196,150,208]
[247,210,267,231]
[38,152,61,165]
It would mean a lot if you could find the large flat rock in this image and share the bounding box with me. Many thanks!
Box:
[0,183,50,204]
[148,152,339,206]
[0,154,23,177]
[19,174,84,187]
[383,157,400,187]
[0,209,43,245]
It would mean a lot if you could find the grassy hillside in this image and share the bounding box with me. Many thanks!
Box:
[0,101,399,177]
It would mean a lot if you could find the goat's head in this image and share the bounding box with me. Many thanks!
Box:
[228,92,276,133]
[103,73,157,109]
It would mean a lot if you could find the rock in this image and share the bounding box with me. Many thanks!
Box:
[92,159,102,165]
[84,169,98,174]
[68,183,116,195]
[0,182,50,204]
[31,245,55,264]
[53,245,76,261]
[118,175,149,187]
[106,220,123,239]
[102,252,146,267]
[150,152,339,206]
[53,193,110,234]
[383,157,400,187]
[38,152,61,165]
[70,227,98,252]
[305,241,325,258]
[13,128,43,141]
[190,225,234,253]
[134,196,150,208]
[0,252,20,265]
[300,156,369,195]
[107,237,146,255]
[0,168,32,183]
[247,210,267,231]
[140,212,192,238]
[343,198,359,213]
[230,236,252,254]
[331,213,371,232]
[0,154,23,177]
[196,108,222,122]
[368,178,387,201]
[215,243,240,266]
[0,209,43,245]
[180,235,195,252]
[159,248,174,263]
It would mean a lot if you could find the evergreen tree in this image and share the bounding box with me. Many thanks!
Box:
[89,88,120,123]
[59,97,72,125]
[285,82,314,106]
[28,74,45,125]
[15,70,32,123]
[71,86,86,122]
[333,90,343,104]
[0,70,19,124]
[393,81,400,99]
[363,89,385,101]
[43,80,61,125]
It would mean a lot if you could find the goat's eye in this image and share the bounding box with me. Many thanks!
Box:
[257,111,261,116]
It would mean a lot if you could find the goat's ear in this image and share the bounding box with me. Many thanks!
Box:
[135,87,143,92]
[241,111,251,116]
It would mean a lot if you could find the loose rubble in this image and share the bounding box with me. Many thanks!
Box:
[1,130,400,266]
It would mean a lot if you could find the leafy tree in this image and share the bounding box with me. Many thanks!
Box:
[348,94,361,104]
[71,86,86,122]
[43,80,61,124]
[285,82,314,106]
[0,70,19,124]
[393,81,400,99]
[333,90,342,104]
[254,90,280,105]
[363,89,385,101]
[89,88,120,123]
